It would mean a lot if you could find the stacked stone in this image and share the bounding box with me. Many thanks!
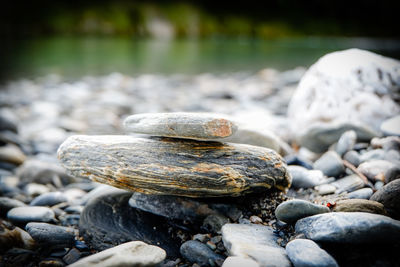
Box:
[58,112,291,198]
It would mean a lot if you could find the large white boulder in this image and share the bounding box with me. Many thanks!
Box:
[288,49,400,152]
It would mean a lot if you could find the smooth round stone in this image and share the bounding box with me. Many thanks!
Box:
[359,149,386,162]
[30,192,68,207]
[315,184,336,195]
[180,240,225,267]
[357,160,395,181]
[380,115,400,136]
[275,199,330,224]
[0,144,26,165]
[0,113,18,133]
[7,206,56,224]
[288,165,326,189]
[330,174,365,194]
[335,130,356,156]
[370,179,400,219]
[58,135,291,197]
[384,166,400,183]
[202,214,229,234]
[69,241,166,267]
[286,239,339,267]
[332,199,387,215]
[0,197,26,216]
[222,256,259,267]
[347,188,373,199]
[24,183,50,196]
[371,136,400,150]
[79,192,182,257]
[25,222,75,247]
[295,212,400,243]
[124,112,238,140]
[314,151,344,178]
[343,150,361,167]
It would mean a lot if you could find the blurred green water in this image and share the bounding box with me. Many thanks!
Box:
[6,36,400,78]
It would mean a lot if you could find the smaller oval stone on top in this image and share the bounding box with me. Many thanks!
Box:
[123,112,238,140]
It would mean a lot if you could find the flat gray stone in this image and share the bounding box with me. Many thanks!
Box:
[357,160,395,182]
[7,206,56,224]
[222,223,291,267]
[286,239,338,267]
[180,240,225,267]
[332,199,387,215]
[25,222,75,247]
[295,212,400,243]
[275,199,330,224]
[347,188,373,199]
[314,151,344,177]
[69,241,166,267]
[124,112,238,140]
[30,192,68,207]
[330,174,365,194]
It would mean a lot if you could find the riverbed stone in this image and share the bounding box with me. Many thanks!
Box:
[30,192,68,207]
[58,135,291,197]
[288,49,400,152]
[0,197,26,216]
[357,160,395,181]
[330,174,365,194]
[347,188,373,199]
[332,199,386,215]
[314,151,344,177]
[124,112,238,140]
[0,144,26,165]
[288,165,326,189]
[370,179,400,219]
[275,199,330,224]
[180,240,225,267]
[295,212,400,243]
[343,150,361,167]
[25,222,75,247]
[286,239,339,267]
[7,206,56,225]
[69,241,166,267]
[221,223,291,267]
[222,256,260,267]
[335,130,356,156]
[380,115,400,136]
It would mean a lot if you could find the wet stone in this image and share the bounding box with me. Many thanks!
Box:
[25,222,75,247]
[124,112,238,140]
[295,212,400,243]
[286,239,339,267]
[69,241,166,267]
[180,240,225,267]
[314,151,344,178]
[370,179,400,219]
[275,199,330,224]
[7,206,56,225]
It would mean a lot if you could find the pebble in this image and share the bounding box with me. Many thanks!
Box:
[249,215,263,224]
[315,184,336,195]
[347,188,373,199]
[359,149,386,162]
[0,113,18,133]
[221,223,291,267]
[295,212,400,243]
[380,115,400,136]
[343,150,361,167]
[0,224,36,250]
[62,248,81,265]
[7,206,56,224]
[38,259,65,267]
[370,179,400,219]
[69,241,166,267]
[384,166,400,183]
[332,199,387,215]
[0,144,26,165]
[58,135,291,197]
[330,174,364,194]
[25,222,75,247]
[335,130,356,156]
[357,160,395,181]
[0,197,26,216]
[123,112,238,140]
[30,192,68,207]
[288,165,326,189]
[202,214,230,234]
[193,233,209,243]
[180,240,225,267]
[314,151,344,177]
[24,183,51,197]
[275,199,330,224]
[222,256,260,267]
[285,239,339,267]
[284,155,313,169]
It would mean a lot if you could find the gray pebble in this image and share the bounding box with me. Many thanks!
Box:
[288,165,326,189]
[314,151,344,177]
[343,150,361,167]
[286,239,338,267]
[359,149,386,162]
[180,240,225,267]
[7,206,56,224]
[0,197,26,216]
[385,166,400,183]
[25,222,75,247]
[357,160,395,181]
[202,214,230,234]
[62,248,81,265]
[335,130,356,156]
[275,199,330,224]
[371,179,400,219]
[30,192,68,207]
[347,188,373,199]
[330,174,365,194]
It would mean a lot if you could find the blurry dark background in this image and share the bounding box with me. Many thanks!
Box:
[1,0,400,80]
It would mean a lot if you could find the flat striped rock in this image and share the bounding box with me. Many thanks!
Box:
[123,113,238,140]
[58,135,291,197]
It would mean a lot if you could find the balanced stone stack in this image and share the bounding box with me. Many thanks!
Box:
[58,112,291,198]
